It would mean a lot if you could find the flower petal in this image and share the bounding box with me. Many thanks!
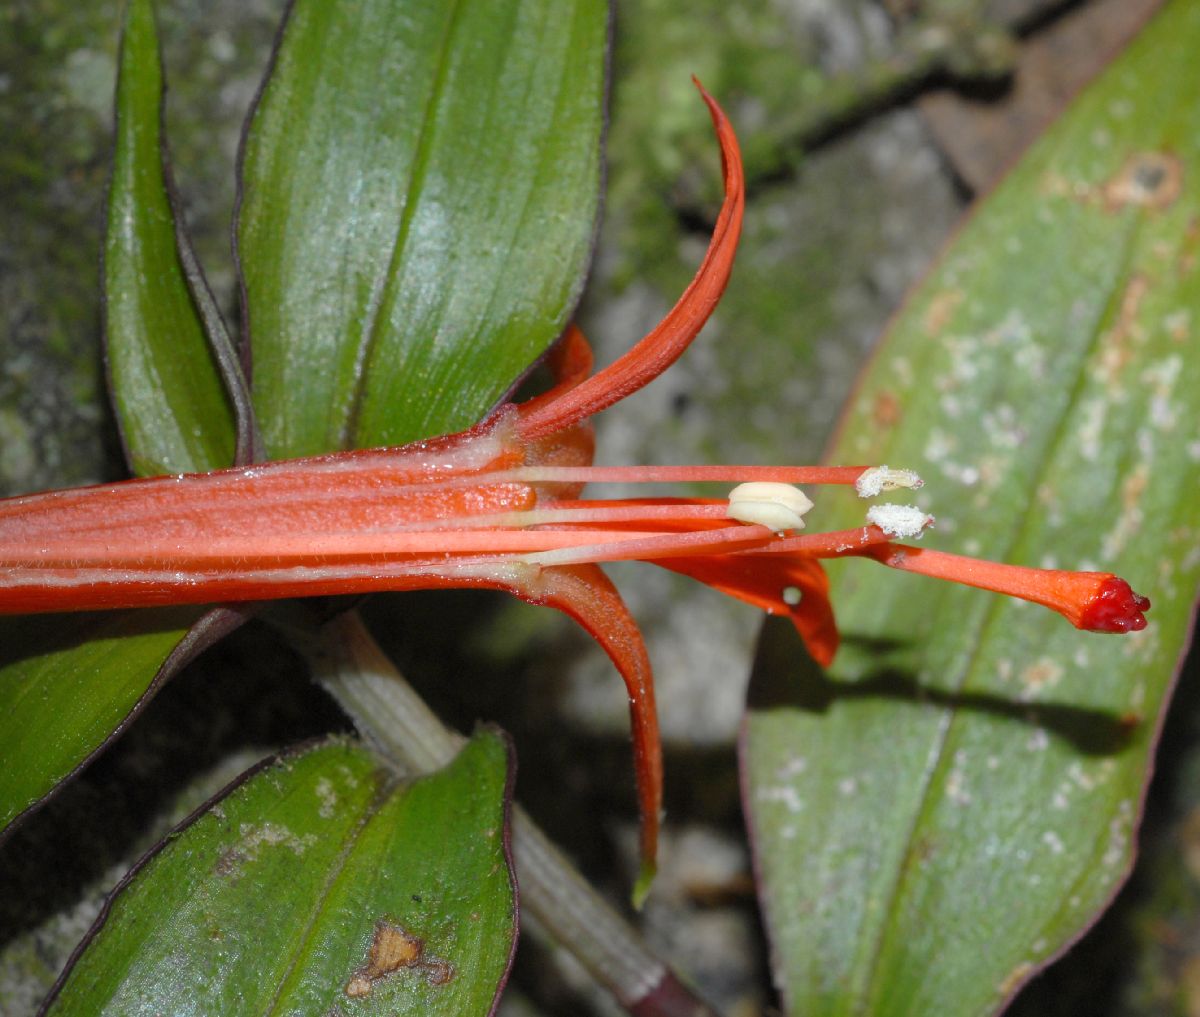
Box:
[515,323,593,422]
[480,561,662,902]
[517,324,596,477]
[655,555,838,667]
[516,79,745,440]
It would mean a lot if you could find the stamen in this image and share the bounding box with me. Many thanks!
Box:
[855,465,924,498]
[726,482,813,532]
[520,501,728,529]
[510,464,866,486]
[11,523,745,568]
[522,523,774,568]
[354,500,731,533]
[865,504,933,540]
[742,525,894,557]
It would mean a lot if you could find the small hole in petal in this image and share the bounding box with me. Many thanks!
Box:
[782,586,802,606]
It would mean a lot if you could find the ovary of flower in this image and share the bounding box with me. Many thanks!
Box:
[726,482,814,532]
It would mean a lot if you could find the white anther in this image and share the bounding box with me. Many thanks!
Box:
[727,482,814,532]
[855,466,925,498]
[866,503,933,539]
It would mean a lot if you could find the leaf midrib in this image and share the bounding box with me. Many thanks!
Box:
[853,210,1148,1016]
[261,768,399,1015]
[340,0,465,451]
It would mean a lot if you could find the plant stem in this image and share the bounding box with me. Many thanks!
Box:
[302,609,721,1017]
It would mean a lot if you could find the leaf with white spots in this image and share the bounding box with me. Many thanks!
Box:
[42,734,516,1016]
[744,4,1200,1014]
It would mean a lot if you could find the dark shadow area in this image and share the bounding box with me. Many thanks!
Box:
[0,607,203,669]
[0,581,691,1017]
[362,588,668,880]
[361,588,760,1016]
[0,618,350,949]
[747,617,1137,757]
[0,584,659,1016]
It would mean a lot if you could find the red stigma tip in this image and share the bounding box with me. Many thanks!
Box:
[1078,577,1151,633]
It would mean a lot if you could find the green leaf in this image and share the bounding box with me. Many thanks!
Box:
[43,732,516,1015]
[105,0,241,477]
[0,607,224,837]
[744,4,1200,1014]
[2,0,263,843]
[237,0,607,457]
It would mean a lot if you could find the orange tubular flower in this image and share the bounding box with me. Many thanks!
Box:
[0,82,1148,900]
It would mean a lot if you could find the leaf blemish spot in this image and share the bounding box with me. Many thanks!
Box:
[1018,658,1064,702]
[1094,274,1149,389]
[1181,215,1200,274]
[1165,308,1191,341]
[873,389,902,427]
[1103,151,1183,212]
[756,785,804,813]
[998,961,1035,999]
[923,289,963,335]
[775,755,807,780]
[315,777,337,818]
[1102,461,1150,558]
[344,920,453,998]
[214,823,315,878]
[1041,830,1066,856]
[946,749,971,807]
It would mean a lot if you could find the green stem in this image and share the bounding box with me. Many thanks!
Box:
[301,609,720,1017]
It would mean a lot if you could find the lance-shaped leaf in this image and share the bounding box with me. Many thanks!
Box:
[236,0,607,457]
[744,3,1200,1014]
[0,0,253,842]
[42,732,517,1016]
[105,0,244,477]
